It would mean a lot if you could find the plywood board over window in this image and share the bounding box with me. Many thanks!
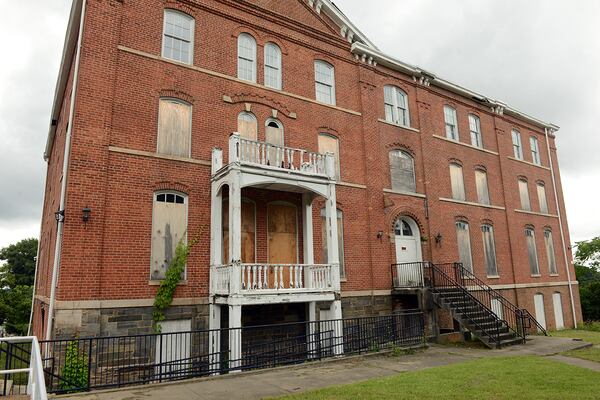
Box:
[158,99,191,158]
[151,193,187,280]
[318,134,340,180]
[238,112,258,141]
[389,150,415,192]
[268,203,298,265]
[222,200,256,264]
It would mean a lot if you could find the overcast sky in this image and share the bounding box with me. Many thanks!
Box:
[0,0,598,250]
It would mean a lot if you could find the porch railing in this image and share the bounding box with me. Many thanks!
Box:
[0,336,47,399]
[229,133,335,179]
[391,262,429,288]
[211,263,335,295]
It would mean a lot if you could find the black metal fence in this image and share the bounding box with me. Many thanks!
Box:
[22,311,423,395]
[391,262,428,288]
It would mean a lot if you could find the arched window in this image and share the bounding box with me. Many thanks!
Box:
[449,163,465,201]
[394,219,414,236]
[469,114,482,148]
[237,112,257,141]
[389,150,416,192]
[482,224,498,277]
[157,98,192,157]
[265,119,284,166]
[264,42,282,90]
[237,33,257,82]
[512,129,523,159]
[526,228,540,275]
[314,60,335,105]
[518,178,531,211]
[455,221,473,272]
[162,10,194,64]
[151,191,188,280]
[444,105,458,140]
[318,134,340,180]
[384,85,410,126]
[544,229,558,275]
[320,208,345,278]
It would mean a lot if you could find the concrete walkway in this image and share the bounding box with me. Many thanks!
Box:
[59,336,594,400]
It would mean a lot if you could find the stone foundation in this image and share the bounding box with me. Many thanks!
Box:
[340,295,393,318]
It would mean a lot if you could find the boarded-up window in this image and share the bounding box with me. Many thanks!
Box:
[237,112,257,141]
[544,230,558,275]
[537,183,549,214]
[450,163,465,201]
[318,134,340,180]
[526,228,540,275]
[518,179,531,211]
[265,120,284,167]
[389,150,416,192]
[158,99,191,157]
[268,203,297,264]
[455,222,473,272]
[151,192,187,280]
[475,169,490,205]
[482,225,498,276]
[321,209,345,278]
[222,199,256,264]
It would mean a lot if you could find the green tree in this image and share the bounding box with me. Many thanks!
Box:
[0,238,38,335]
[574,236,600,321]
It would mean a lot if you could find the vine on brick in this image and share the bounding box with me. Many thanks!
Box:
[59,341,88,392]
[152,229,203,332]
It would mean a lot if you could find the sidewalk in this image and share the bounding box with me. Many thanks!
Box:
[59,336,592,400]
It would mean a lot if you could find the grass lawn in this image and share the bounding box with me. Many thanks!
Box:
[273,356,600,400]
[551,329,600,363]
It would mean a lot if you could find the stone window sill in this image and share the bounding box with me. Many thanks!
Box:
[149,280,189,286]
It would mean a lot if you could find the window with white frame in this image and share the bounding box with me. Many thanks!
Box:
[544,229,558,275]
[482,224,498,277]
[526,228,540,275]
[475,169,490,205]
[237,112,257,141]
[389,150,416,193]
[537,182,549,214]
[264,42,282,90]
[444,106,458,140]
[151,192,188,280]
[157,98,192,157]
[314,60,335,105]
[237,33,257,82]
[450,163,465,201]
[469,114,482,148]
[518,179,531,211]
[512,130,523,160]
[318,134,340,180]
[321,208,345,278]
[455,221,473,272]
[384,85,410,126]
[162,10,194,64]
[530,136,541,165]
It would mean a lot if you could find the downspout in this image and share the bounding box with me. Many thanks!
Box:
[45,0,87,341]
[544,128,577,328]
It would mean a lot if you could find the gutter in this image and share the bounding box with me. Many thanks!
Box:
[45,0,86,341]
[544,128,578,328]
[351,42,560,132]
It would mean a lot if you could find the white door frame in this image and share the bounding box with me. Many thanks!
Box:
[393,217,422,286]
[534,294,547,331]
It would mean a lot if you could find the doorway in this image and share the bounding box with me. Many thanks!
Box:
[394,217,422,285]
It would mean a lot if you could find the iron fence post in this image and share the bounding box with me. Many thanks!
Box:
[87,338,92,391]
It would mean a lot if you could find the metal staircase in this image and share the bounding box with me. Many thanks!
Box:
[423,262,547,349]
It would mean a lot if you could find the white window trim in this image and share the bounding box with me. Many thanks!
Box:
[162,9,195,65]
[512,130,523,160]
[384,85,410,127]
[444,105,459,141]
[468,114,482,148]
[314,60,336,105]
[264,42,282,90]
[530,136,541,165]
[237,33,257,83]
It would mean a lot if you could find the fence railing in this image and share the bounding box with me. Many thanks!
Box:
[391,262,429,288]
[35,311,424,395]
[211,263,335,295]
[0,336,47,399]
[229,133,335,179]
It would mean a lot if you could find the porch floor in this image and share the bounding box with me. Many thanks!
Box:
[61,336,591,400]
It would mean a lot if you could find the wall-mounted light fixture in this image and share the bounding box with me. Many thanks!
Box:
[434,232,443,245]
[82,207,91,223]
[377,231,384,240]
[54,209,65,223]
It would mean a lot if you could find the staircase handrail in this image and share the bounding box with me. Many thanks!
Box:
[520,308,548,336]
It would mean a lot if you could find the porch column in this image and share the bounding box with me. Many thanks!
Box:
[210,149,223,295]
[208,304,221,374]
[228,169,242,294]
[228,304,242,371]
[302,193,315,289]
[329,300,344,356]
[306,301,317,358]
[325,182,340,291]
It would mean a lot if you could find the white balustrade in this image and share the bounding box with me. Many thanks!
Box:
[231,135,330,177]
[211,264,334,295]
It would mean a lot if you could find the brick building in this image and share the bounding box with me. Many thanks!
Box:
[32,0,581,346]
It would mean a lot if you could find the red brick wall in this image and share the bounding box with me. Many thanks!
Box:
[33,0,581,334]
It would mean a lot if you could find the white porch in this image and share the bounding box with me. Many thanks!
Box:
[208,133,344,368]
